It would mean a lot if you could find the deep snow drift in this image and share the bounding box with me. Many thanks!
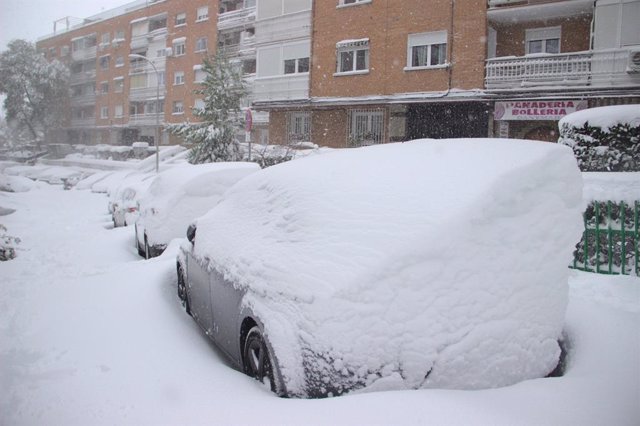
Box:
[0,173,637,425]
[193,139,584,395]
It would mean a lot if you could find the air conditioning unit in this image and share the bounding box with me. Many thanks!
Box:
[627,49,640,73]
[164,47,173,57]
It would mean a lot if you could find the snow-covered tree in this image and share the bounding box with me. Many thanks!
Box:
[168,53,247,164]
[0,39,70,145]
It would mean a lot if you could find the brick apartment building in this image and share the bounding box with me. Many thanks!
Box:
[257,0,640,148]
[36,0,221,146]
[36,0,640,148]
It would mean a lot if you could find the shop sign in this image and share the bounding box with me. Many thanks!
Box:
[494,100,587,121]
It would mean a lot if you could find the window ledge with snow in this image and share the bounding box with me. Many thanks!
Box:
[403,63,450,72]
[337,0,372,9]
[333,70,369,77]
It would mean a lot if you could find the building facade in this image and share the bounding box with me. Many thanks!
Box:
[36,0,640,148]
[256,0,640,148]
[37,0,221,146]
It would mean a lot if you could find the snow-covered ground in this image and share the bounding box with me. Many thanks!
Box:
[0,180,638,425]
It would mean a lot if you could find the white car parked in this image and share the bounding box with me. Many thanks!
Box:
[135,162,260,258]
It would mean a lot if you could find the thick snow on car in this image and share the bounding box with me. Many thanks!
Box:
[135,162,260,258]
[177,138,584,398]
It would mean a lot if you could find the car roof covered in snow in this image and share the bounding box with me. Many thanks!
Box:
[193,138,582,301]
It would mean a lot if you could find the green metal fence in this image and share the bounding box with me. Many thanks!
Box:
[572,201,640,275]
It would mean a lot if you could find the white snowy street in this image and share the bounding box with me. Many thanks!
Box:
[0,182,638,425]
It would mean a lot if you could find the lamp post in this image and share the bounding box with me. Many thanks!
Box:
[128,53,160,173]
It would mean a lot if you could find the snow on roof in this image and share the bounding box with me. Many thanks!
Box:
[559,105,640,131]
[130,16,149,24]
[193,138,583,393]
[488,0,593,24]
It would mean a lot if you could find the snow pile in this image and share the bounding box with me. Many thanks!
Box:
[559,104,640,130]
[138,162,260,247]
[193,139,584,396]
[0,173,35,192]
[582,172,640,204]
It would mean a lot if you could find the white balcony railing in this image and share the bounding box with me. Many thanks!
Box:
[486,48,640,90]
[129,86,166,101]
[70,117,96,128]
[71,46,97,62]
[70,69,97,84]
[252,73,309,102]
[218,7,256,31]
[70,92,97,105]
[128,113,163,126]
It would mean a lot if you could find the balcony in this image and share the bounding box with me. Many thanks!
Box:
[70,117,96,128]
[71,46,97,62]
[70,92,97,105]
[129,86,165,101]
[128,113,163,126]
[70,69,97,84]
[485,48,640,91]
[252,73,309,102]
[218,7,256,31]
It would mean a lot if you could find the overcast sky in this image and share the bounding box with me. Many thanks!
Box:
[0,0,128,50]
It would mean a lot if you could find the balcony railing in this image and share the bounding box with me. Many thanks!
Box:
[128,113,163,125]
[70,92,97,105]
[70,117,96,128]
[129,86,165,101]
[486,48,640,90]
[253,73,309,102]
[71,46,97,62]
[70,69,97,84]
[218,7,256,31]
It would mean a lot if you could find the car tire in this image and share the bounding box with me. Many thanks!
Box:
[177,264,191,316]
[243,326,276,391]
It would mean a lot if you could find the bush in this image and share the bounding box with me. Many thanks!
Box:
[558,111,639,172]
[0,224,20,261]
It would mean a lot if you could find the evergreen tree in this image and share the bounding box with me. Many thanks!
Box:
[168,53,247,164]
[0,39,69,145]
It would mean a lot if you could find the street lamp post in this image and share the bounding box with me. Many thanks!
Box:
[128,53,160,173]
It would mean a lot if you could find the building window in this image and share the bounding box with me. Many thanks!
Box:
[99,55,110,70]
[287,112,311,144]
[158,71,166,86]
[114,29,125,41]
[195,37,208,52]
[194,98,205,112]
[114,77,124,93]
[173,39,186,56]
[175,12,186,26]
[284,57,310,74]
[406,31,447,69]
[100,32,110,47]
[130,74,148,89]
[348,109,384,147]
[100,106,109,119]
[100,81,109,94]
[243,58,256,74]
[196,6,209,22]
[172,100,184,114]
[194,67,206,82]
[114,104,124,118]
[336,39,369,74]
[525,27,561,54]
[149,14,167,32]
[174,71,185,85]
[61,45,70,56]
[115,56,124,67]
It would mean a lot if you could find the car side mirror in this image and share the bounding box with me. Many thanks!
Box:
[187,223,196,244]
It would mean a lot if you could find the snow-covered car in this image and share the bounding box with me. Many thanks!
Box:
[177,138,583,398]
[108,172,154,227]
[135,162,260,258]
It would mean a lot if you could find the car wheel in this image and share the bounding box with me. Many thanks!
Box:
[177,264,191,315]
[243,326,276,390]
[144,235,150,259]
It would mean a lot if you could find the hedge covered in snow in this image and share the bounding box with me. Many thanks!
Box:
[558,105,640,172]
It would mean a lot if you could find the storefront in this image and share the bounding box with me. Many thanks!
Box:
[493,99,588,142]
